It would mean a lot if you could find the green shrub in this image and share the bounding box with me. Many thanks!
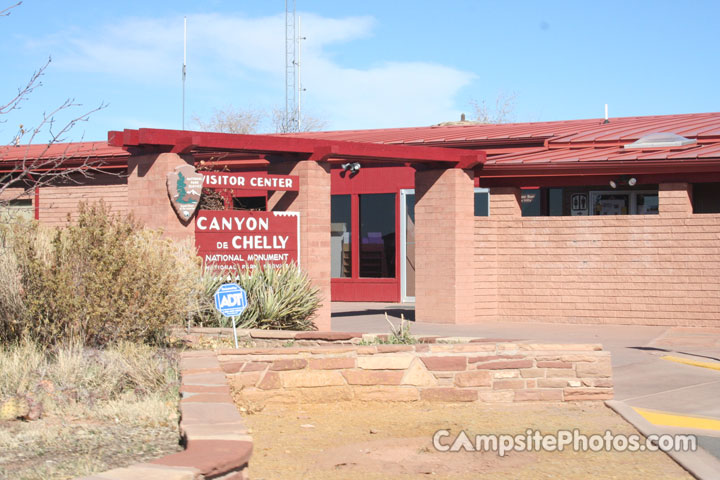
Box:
[194,262,321,331]
[3,202,202,347]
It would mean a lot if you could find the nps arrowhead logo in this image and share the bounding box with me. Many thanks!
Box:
[166,164,204,221]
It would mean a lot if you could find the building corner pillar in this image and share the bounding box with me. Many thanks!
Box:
[414,167,475,324]
[659,182,693,217]
[268,160,332,331]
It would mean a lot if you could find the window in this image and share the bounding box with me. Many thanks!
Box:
[521,186,658,216]
[693,183,720,214]
[521,188,542,216]
[474,188,489,216]
[359,193,395,278]
[331,195,352,278]
[590,191,658,215]
[232,196,266,211]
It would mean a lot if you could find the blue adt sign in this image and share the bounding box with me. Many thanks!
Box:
[214,283,248,318]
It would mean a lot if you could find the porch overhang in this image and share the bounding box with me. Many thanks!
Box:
[108,128,486,170]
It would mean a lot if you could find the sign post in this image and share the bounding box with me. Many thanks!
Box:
[213,283,248,348]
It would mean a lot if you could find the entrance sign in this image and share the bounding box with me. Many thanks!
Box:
[167,165,204,221]
[196,211,300,270]
[213,283,248,348]
[203,172,299,191]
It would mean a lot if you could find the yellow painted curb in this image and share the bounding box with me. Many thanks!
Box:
[633,407,720,431]
[661,355,720,372]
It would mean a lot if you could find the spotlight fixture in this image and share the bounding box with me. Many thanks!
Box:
[609,175,637,189]
[340,162,361,176]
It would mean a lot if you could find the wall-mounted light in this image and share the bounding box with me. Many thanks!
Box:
[609,175,637,189]
[340,162,361,177]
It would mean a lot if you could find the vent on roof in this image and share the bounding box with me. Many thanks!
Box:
[624,132,697,149]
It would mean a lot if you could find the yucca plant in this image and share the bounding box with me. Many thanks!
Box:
[195,262,320,331]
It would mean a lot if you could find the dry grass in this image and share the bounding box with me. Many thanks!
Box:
[0,341,181,480]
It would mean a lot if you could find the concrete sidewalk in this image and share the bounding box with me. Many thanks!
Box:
[332,302,720,477]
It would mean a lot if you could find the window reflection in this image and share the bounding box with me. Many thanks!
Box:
[330,195,352,278]
[360,193,396,278]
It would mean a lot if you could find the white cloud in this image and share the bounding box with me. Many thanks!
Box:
[37,11,474,130]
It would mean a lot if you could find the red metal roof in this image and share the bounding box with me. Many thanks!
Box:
[0,141,129,162]
[487,143,720,166]
[289,112,720,148]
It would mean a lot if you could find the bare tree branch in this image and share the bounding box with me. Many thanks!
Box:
[194,105,327,135]
[470,91,518,124]
[0,1,21,17]
[0,2,118,209]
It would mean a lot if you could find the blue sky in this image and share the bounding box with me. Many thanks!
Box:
[2,0,719,143]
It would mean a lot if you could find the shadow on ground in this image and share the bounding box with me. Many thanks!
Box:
[332,308,416,321]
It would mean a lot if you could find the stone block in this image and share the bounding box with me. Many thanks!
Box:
[473,359,533,370]
[492,379,525,390]
[563,387,614,401]
[341,369,404,385]
[249,329,297,339]
[520,368,545,378]
[151,439,252,478]
[376,345,414,353]
[238,388,301,404]
[536,378,571,388]
[353,386,420,402]
[536,361,573,368]
[308,357,356,370]
[357,355,414,370]
[401,359,438,387]
[228,372,261,388]
[242,362,270,372]
[545,368,577,378]
[90,464,199,480]
[420,356,468,371]
[297,386,353,403]
[468,355,524,363]
[220,362,244,374]
[575,358,612,378]
[295,332,362,341]
[478,390,514,402]
[270,359,308,371]
[514,389,563,402]
[420,388,478,402]
[181,393,234,404]
[182,373,229,387]
[257,371,282,390]
[454,370,492,387]
[281,370,346,388]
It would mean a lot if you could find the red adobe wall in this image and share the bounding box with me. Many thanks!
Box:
[476,183,720,327]
[36,174,128,227]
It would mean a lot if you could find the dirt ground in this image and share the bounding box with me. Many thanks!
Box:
[244,401,692,480]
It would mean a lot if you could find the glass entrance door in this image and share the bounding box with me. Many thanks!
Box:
[400,189,415,303]
[330,192,399,301]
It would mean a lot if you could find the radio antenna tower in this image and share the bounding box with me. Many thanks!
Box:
[285,0,299,132]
